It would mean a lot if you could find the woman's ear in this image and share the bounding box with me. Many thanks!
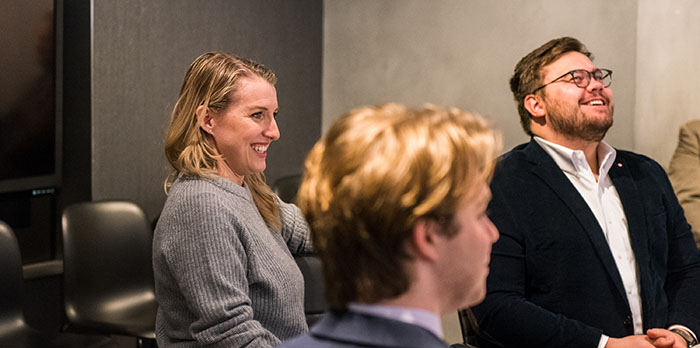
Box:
[196,105,214,135]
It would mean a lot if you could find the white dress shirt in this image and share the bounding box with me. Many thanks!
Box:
[534,137,642,347]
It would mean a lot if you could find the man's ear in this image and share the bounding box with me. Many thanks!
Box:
[411,219,440,262]
[524,94,546,119]
[196,105,213,134]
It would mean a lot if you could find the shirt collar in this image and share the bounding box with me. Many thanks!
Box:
[534,136,617,181]
[347,302,443,338]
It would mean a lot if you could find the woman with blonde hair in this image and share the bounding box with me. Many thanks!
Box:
[153,52,312,348]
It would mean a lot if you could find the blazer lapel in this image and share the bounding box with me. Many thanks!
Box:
[523,139,628,302]
[608,155,652,324]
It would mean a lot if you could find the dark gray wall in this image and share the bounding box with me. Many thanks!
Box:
[91,0,323,220]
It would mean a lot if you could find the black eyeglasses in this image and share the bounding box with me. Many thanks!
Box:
[531,68,613,94]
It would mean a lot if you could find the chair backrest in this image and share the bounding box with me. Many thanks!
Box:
[0,220,119,348]
[272,174,302,203]
[294,254,327,326]
[457,308,481,347]
[61,200,155,331]
[0,221,26,329]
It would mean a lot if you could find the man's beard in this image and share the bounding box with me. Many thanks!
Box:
[544,95,614,142]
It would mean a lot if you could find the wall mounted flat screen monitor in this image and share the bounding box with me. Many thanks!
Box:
[0,0,61,194]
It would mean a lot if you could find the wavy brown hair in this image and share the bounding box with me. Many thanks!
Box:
[163,52,281,230]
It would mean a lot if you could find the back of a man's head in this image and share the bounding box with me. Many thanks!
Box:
[297,103,499,310]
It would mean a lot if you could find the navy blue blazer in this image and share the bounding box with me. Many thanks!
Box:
[277,311,450,348]
[472,139,700,348]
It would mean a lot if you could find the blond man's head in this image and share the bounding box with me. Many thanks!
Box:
[298,103,500,309]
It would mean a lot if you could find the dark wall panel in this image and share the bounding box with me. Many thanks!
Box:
[91,0,323,219]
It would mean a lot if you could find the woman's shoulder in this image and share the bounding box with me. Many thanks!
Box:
[157,176,260,239]
[166,175,267,221]
[160,176,240,221]
[170,175,251,201]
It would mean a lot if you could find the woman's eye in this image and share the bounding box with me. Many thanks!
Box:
[251,112,263,119]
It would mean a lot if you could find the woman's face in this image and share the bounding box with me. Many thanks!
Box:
[205,76,280,185]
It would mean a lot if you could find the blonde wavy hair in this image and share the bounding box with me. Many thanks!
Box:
[297,103,501,309]
[164,52,281,230]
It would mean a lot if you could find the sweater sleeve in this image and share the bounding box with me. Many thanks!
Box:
[278,198,313,254]
[160,190,280,348]
[653,159,700,336]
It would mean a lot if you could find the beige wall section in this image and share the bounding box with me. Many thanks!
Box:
[635,0,700,167]
[323,0,638,154]
[324,0,639,344]
[441,311,463,345]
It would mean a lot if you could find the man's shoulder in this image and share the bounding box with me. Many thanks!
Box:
[277,311,448,348]
[495,142,532,165]
[681,119,700,133]
[500,141,532,158]
[277,333,335,348]
[615,148,654,162]
[614,148,665,173]
[491,141,541,182]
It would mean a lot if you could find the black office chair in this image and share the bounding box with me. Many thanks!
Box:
[459,308,505,347]
[294,254,327,327]
[0,221,115,348]
[457,308,480,347]
[274,175,326,325]
[272,174,302,203]
[62,201,158,348]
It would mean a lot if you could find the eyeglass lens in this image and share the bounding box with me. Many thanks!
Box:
[572,69,612,88]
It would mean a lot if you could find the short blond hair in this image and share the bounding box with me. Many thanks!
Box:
[164,52,281,229]
[297,103,500,309]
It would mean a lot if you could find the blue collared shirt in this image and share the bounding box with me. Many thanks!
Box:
[347,302,443,338]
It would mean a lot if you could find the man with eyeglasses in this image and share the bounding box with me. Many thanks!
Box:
[471,37,700,348]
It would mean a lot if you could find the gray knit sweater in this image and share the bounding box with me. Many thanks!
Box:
[153,175,312,348]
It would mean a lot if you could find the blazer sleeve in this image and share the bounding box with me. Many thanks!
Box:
[668,121,700,248]
[472,170,603,348]
[655,158,700,335]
